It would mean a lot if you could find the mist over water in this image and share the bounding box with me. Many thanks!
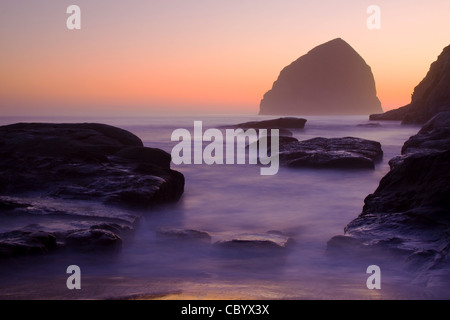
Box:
[2,115,441,299]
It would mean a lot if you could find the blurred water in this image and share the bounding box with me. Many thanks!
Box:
[2,115,443,300]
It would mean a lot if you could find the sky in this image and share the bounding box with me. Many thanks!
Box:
[0,0,449,116]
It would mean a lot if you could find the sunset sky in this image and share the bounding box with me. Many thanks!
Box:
[1,0,449,116]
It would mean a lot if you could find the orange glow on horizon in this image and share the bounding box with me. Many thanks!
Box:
[1,1,449,116]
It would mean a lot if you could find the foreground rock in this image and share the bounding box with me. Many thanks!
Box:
[328,112,450,285]
[0,123,184,206]
[0,196,133,256]
[0,227,124,256]
[275,136,383,169]
[0,229,57,257]
[370,43,450,124]
[0,123,185,257]
[260,38,382,115]
[401,111,450,154]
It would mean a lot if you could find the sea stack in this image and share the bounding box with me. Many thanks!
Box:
[370,43,450,124]
[260,38,382,116]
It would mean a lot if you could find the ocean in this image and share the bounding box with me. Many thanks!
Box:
[2,114,444,299]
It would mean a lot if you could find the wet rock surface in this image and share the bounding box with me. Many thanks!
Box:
[357,122,382,128]
[277,136,383,169]
[0,123,184,206]
[232,117,307,130]
[0,229,57,256]
[214,231,293,251]
[153,228,294,258]
[0,196,134,257]
[401,111,450,154]
[156,228,212,243]
[223,117,307,138]
[328,112,450,285]
[65,229,123,249]
[0,123,185,257]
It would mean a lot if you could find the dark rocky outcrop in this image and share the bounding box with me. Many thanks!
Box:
[0,195,134,257]
[65,229,122,249]
[401,111,450,154]
[357,122,382,128]
[233,117,307,130]
[214,231,293,251]
[0,226,125,256]
[154,228,293,256]
[328,112,450,285]
[370,105,411,122]
[224,117,308,137]
[0,123,184,206]
[370,44,450,124]
[0,123,185,257]
[260,38,382,115]
[275,136,383,169]
[156,228,212,243]
[0,230,57,257]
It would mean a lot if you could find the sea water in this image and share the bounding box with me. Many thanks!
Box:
[2,115,445,299]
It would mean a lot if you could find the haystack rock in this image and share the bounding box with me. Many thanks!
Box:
[370,43,450,124]
[260,38,382,116]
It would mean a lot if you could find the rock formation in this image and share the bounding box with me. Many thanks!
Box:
[223,117,307,137]
[0,123,184,206]
[370,43,450,124]
[214,231,293,251]
[156,228,212,243]
[233,117,307,129]
[0,123,185,257]
[328,112,450,285]
[267,136,383,169]
[260,38,382,116]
